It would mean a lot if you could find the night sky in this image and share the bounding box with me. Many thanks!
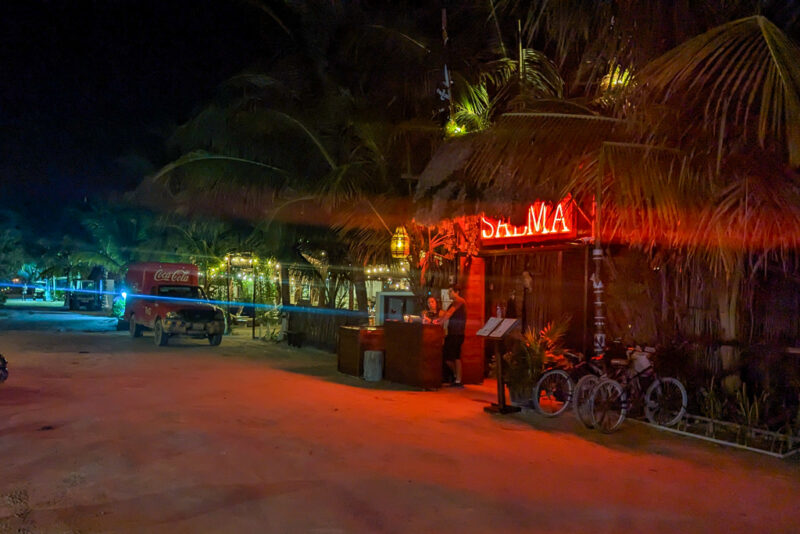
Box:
[0,0,272,219]
[4,1,800,228]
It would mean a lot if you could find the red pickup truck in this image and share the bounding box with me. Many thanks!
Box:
[124,262,225,346]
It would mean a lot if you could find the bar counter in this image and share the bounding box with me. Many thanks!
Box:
[337,325,385,377]
[383,321,444,389]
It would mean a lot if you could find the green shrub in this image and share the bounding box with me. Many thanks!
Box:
[111,296,125,319]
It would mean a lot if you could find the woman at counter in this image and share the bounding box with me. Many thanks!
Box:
[422,296,443,324]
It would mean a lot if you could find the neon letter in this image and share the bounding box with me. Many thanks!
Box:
[480,216,497,239]
[551,202,570,233]
[495,221,511,238]
[528,203,549,234]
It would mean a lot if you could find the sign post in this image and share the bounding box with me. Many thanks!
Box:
[479,318,521,414]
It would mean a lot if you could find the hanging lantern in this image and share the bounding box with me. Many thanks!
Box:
[390,226,410,259]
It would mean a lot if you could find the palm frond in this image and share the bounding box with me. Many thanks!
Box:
[240,0,292,36]
[150,150,287,192]
[634,16,800,166]
[452,81,492,132]
[481,49,564,100]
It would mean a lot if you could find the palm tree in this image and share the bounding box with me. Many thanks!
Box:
[0,209,26,282]
[38,235,88,294]
[72,202,161,275]
[495,0,799,95]
[136,2,447,311]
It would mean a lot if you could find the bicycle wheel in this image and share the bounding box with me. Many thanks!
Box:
[644,377,687,427]
[532,369,573,417]
[573,374,600,428]
[589,378,627,433]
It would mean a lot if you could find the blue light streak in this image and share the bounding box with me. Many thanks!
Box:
[0,282,366,318]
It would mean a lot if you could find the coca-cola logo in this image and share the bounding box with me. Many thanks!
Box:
[153,269,191,283]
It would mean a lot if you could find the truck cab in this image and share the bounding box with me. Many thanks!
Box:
[124,262,225,346]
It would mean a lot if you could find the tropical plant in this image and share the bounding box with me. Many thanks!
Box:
[699,376,724,435]
[503,316,571,399]
[0,229,26,282]
[448,47,565,134]
[16,263,42,285]
[0,209,27,282]
[72,203,159,274]
[37,235,89,292]
[139,2,449,312]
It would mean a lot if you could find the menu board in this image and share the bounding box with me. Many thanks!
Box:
[476,317,503,337]
[489,318,519,339]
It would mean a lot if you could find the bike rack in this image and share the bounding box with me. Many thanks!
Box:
[633,414,800,459]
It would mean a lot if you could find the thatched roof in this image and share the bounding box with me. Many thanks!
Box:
[414,112,625,224]
[414,111,800,269]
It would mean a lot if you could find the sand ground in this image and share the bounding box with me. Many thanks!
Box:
[0,307,798,533]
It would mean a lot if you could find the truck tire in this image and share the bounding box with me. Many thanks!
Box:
[153,318,168,346]
[129,314,142,338]
[208,334,222,346]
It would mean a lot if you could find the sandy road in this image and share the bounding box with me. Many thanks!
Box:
[0,308,799,533]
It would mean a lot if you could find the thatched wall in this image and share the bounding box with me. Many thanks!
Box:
[287,307,367,351]
[485,248,590,353]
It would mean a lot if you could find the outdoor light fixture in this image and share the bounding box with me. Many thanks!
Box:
[391,226,410,259]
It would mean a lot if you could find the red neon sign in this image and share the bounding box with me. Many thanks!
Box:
[481,198,576,243]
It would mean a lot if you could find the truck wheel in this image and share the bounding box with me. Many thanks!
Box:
[129,315,142,338]
[208,334,222,346]
[154,318,168,346]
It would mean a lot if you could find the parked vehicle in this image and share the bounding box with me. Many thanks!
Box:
[124,262,225,346]
[588,346,688,433]
[3,282,45,301]
[67,280,102,310]
[532,351,606,420]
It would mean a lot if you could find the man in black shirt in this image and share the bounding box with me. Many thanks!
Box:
[437,284,467,387]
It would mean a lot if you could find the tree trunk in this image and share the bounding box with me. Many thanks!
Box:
[716,256,744,393]
[717,272,742,345]
[316,275,328,308]
[280,264,291,306]
[348,279,354,310]
[717,255,744,343]
[353,267,368,311]
[327,278,338,309]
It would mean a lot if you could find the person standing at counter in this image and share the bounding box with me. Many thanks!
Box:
[422,296,443,324]
[437,284,466,387]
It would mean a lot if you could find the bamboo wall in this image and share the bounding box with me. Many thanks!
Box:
[288,308,367,351]
[604,249,800,347]
[485,247,589,353]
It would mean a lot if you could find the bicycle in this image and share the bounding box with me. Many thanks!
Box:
[588,346,687,433]
[532,350,608,419]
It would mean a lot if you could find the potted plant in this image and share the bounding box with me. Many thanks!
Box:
[503,318,570,406]
[502,331,542,406]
